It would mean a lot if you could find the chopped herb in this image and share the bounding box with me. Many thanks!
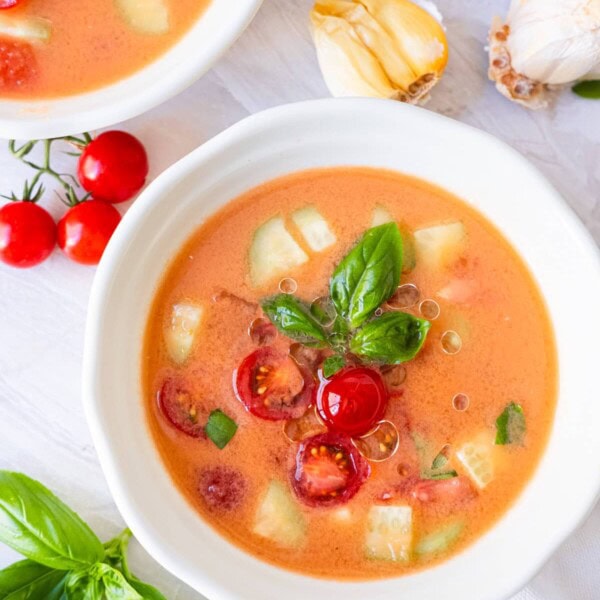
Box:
[431,449,449,471]
[495,402,526,445]
[205,409,238,449]
[322,354,346,378]
[426,470,458,480]
[572,80,600,99]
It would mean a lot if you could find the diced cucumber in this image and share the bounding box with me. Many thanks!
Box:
[249,217,309,287]
[365,505,413,562]
[0,15,52,43]
[415,521,464,557]
[115,0,170,35]
[370,207,416,273]
[371,206,394,227]
[414,221,466,269]
[253,481,307,548]
[291,206,337,252]
[164,303,203,364]
[456,434,495,489]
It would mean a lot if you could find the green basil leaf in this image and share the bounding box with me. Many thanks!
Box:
[65,568,103,600]
[349,312,430,364]
[261,294,328,346]
[0,471,105,570]
[322,355,346,378]
[0,559,67,600]
[205,409,238,450]
[572,80,600,99]
[426,470,458,480]
[330,223,403,328]
[431,452,449,471]
[495,402,526,445]
[127,576,168,600]
[67,564,142,600]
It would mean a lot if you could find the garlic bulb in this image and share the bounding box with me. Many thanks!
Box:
[488,0,600,109]
[310,0,448,104]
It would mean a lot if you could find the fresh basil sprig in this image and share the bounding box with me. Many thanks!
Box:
[349,311,430,364]
[495,402,526,445]
[0,471,166,600]
[330,223,403,329]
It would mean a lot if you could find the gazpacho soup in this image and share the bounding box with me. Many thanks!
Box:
[0,0,209,99]
[143,167,557,580]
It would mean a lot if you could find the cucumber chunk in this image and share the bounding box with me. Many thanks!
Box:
[414,221,466,269]
[456,433,495,489]
[415,521,464,557]
[253,481,307,548]
[291,206,336,252]
[249,217,309,287]
[164,303,203,364]
[371,206,394,227]
[365,505,413,562]
[115,0,170,35]
[0,15,52,43]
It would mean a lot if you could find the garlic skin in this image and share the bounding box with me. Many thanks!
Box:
[488,0,600,109]
[310,0,448,104]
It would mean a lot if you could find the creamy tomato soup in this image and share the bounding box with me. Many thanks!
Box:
[0,0,209,99]
[143,168,557,579]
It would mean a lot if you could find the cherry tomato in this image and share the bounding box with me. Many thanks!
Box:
[291,433,370,507]
[316,367,388,437]
[157,378,205,437]
[198,467,246,511]
[234,347,314,421]
[0,0,19,8]
[411,477,475,504]
[57,200,121,265]
[78,131,149,203]
[0,202,55,268]
[0,38,36,89]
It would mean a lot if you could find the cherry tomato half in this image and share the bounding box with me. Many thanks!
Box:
[78,131,149,203]
[57,200,121,265]
[411,476,475,504]
[291,432,370,507]
[316,367,388,438]
[0,38,36,90]
[198,466,246,511]
[157,378,205,437]
[0,202,55,268]
[234,347,314,421]
[0,1,19,9]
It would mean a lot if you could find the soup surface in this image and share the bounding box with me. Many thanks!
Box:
[0,0,209,99]
[143,167,557,579]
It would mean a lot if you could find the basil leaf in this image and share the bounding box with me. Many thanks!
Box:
[261,294,328,346]
[330,223,403,328]
[349,312,430,364]
[65,568,103,600]
[66,564,142,600]
[426,470,458,480]
[0,559,67,600]
[572,80,600,99]
[322,355,346,378]
[127,576,168,600]
[0,471,105,570]
[431,452,449,471]
[205,409,238,449]
[495,402,526,445]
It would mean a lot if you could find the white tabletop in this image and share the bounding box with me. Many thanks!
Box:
[1,1,599,598]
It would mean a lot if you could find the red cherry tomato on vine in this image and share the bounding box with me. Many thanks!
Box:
[57,200,121,265]
[77,131,148,203]
[0,38,36,89]
[291,432,370,507]
[234,347,314,421]
[316,367,388,437]
[0,202,55,268]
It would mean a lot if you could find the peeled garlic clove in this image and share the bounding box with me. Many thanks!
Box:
[310,0,448,104]
[488,0,600,109]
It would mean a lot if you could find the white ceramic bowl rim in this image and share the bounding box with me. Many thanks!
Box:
[0,0,263,139]
[84,98,600,600]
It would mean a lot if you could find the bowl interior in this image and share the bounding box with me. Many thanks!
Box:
[0,0,263,139]
[84,99,600,600]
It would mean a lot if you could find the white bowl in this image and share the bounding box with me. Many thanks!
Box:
[84,99,600,600]
[0,0,263,139]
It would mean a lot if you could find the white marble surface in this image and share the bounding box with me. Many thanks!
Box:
[1,1,599,598]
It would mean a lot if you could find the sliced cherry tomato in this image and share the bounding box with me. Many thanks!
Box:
[78,131,149,203]
[157,378,205,437]
[0,0,19,8]
[198,466,246,511]
[0,38,36,89]
[0,202,55,268]
[316,367,388,437]
[291,433,370,507]
[411,476,476,504]
[234,347,314,421]
[57,200,121,265]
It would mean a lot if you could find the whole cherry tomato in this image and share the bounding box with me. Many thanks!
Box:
[0,202,56,268]
[57,200,121,265]
[78,131,148,203]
